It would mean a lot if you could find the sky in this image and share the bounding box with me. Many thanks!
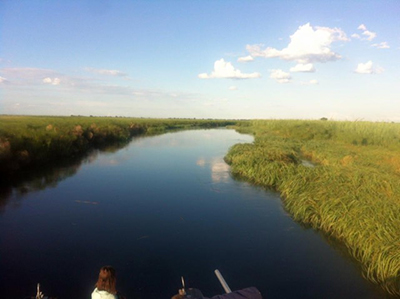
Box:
[1,0,400,120]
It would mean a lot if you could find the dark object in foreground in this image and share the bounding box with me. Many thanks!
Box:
[171,287,262,299]
[209,287,262,299]
[23,283,57,299]
[172,270,262,299]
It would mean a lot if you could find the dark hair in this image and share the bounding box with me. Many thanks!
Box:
[96,266,117,295]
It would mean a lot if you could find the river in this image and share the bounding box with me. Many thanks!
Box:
[0,129,389,298]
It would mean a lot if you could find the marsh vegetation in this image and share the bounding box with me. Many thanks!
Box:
[225,119,400,295]
[1,116,399,297]
[0,115,234,176]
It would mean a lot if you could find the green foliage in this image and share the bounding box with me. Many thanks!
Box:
[0,115,235,172]
[226,119,400,295]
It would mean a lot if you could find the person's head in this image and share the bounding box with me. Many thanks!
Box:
[96,266,116,294]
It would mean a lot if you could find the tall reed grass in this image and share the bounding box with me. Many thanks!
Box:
[0,115,235,174]
[227,120,400,295]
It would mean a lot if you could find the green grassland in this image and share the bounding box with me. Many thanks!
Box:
[0,115,235,174]
[226,120,400,295]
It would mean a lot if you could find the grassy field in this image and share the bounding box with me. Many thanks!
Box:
[0,115,235,174]
[226,120,400,295]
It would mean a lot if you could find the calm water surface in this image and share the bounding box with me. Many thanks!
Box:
[0,129,390,298]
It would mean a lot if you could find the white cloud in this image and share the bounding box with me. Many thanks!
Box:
[356,24,377,41]
[358,24,367,31]
[246,23,348,65]
[354,61,384,74]
[363,30,377,41]
[371,42,390,49]
[237,55,254,63]
[198,59,261,79]
[85,67,128,77]
[270,69,291,84]
[355,61,373,74]
[43,77,61,85]
[229,86,238,90]
[351,33,361,39]
[289,63,315,73]
[0,76,8,83]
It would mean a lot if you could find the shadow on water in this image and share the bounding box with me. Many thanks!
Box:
[0,128,222,212]
[0,139,134,212]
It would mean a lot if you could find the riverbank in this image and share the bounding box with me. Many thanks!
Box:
[226,120,400,296]
[1,128,388,299]
[0,115,235,175]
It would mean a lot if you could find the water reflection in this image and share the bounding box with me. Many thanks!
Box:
[0,142,129,212]
[0,129,240,211]
[210,158,230,183]
[196,157,231,183]
[0,129,394,299]
[196,158,206,167]
[0,160,81,212]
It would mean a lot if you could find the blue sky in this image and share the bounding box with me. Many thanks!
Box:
[1,0,399,120]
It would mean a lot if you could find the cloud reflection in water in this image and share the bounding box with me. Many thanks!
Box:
[196,156,231,184]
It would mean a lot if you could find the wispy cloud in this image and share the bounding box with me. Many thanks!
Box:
[1,67,60,83]
[76,100,110,107]
[270,69,291,84]
[198,59,261,79]
[1,67,200,103]
[0,67,97,90]
[237,55,254,63]
[300,79,319,85]
[355,24,377,41]
[245,23,348,65]
[85,67,128,77]
[229,86,238,90]
[371,42,390,49]
[354,61,384,74]
[43,77,61,85]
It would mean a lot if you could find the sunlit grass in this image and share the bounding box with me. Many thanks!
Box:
[0,115,235,173]
[226,120,400,295]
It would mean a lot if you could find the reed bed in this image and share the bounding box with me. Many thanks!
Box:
[0,115,234,174]
[226,120,400,295]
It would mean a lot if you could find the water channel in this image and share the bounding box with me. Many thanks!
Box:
[0,129,390,298]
